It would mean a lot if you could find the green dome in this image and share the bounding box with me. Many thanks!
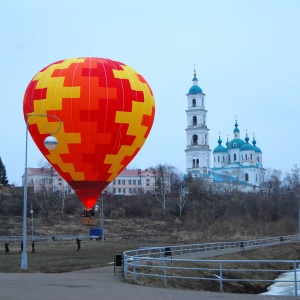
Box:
[252,138,262,153]
[213,137,227,153]
[188,85,203,94]
[227,138,245,149]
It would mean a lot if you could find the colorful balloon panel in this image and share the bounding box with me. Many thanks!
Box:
[23,57,155,209]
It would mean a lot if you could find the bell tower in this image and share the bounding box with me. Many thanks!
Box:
[185,70,211,176]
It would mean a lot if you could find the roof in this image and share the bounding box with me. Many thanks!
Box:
[116,169,156,177]
[27,167,53,176]
[188,85,203,94]
[227,138,245,149]
[240,142,254,151]
[213,137,227,153]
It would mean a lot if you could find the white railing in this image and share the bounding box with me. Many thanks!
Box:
[123,235,300,296]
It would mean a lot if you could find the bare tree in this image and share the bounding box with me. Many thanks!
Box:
[154,164,171,218]
[35,187,52,219]
[176,181,188,217]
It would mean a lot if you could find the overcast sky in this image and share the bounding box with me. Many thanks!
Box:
[1,0,299,186]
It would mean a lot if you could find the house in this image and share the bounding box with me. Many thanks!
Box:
[22,167,72,194]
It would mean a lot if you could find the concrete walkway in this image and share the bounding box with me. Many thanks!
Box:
[0,266,295,300]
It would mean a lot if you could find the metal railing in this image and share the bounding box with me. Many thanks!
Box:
[123,235,300,296]
[0,234,89,242]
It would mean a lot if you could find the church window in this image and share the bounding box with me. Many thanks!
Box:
[193,116,197,125]
[192,159,195,167]
[222,156,225,162]
[245,173,249,181]
[202,99,204,107]
[250,154,253,160]
[192,99,196,107]
[192,135,198,145]
[218,156,220,162]
[196,159,199,167]
[245,154,248,160]
[205,135,207,144]
[228,154,230,162]
[214,156,216,162]
[234,153,237,161]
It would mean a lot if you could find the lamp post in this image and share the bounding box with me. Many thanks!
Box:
[21,113,61,270]
[95,195,105,241]
[30,204,34,241]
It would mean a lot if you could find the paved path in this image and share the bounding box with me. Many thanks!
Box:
[0,266,295,300]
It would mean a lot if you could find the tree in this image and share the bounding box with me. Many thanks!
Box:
[0,157,8,185]
[154,164,171,218]
[176,179,188,217]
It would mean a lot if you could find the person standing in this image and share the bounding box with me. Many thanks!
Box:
[5,242,9,253]
[31,241,35,253]
[19,241,23,254]
[76,238,82,251]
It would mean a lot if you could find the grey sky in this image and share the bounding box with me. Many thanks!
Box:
[1,0,299,185]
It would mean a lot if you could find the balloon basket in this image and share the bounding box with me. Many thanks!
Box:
[80,217,97,226]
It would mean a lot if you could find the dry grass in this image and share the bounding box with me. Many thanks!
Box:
[0,239,143,273]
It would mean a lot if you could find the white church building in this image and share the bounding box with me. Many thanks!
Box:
[185,70,265,190]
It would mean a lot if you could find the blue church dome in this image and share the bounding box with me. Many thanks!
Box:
[188,85,203,94]
[252,138,262,153]
[233,121,240,133]
[213,137,227,153]
[188,70,203,94]
[227,138,245,149]
[240,143,254,151]
[240,134,254,151]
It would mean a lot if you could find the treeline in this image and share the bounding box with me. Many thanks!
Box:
[0,164,299,238]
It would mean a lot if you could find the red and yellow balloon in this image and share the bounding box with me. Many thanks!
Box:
[23,57,155,209]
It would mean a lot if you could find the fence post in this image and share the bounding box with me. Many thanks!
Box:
[294,261,298,297]
[133,257,137,284]
[219,261,223,292]
[123,255,127,280]
[164,258,167,288]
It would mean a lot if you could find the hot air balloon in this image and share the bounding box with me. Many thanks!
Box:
[23,57,155,215]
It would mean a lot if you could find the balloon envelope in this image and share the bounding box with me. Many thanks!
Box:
[23,57,155,209]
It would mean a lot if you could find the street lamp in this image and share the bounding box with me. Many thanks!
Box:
[21,113,61,270]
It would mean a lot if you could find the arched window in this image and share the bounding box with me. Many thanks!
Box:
[192,159,195,167]
[218,156,220,162]
[196,159,199,167]
[245,173,249,181]
[192,99,196,107]
[193,116,197,125]
[192,135,198,145]
[234,153,237,161]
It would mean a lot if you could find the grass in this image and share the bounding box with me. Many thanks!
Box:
[0,239,143,273]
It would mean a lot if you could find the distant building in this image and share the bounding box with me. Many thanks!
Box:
[22,167,157,196]
[185,69,265,191]
[22,167,72,194]
[106,169,157,195]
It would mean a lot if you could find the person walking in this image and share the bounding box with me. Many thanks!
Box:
[19,241,23,254]
[5,242,9,253]
[31,241,35,253]
[76,238,82,251]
